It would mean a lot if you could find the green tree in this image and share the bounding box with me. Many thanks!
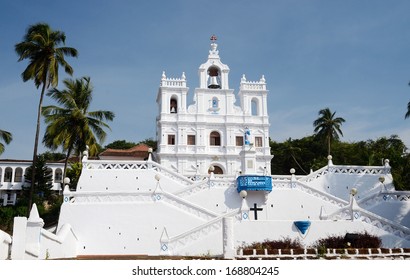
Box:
[22,154,54,206]
[65,162,82,191]
[15,22,78,215]
[105,140,137,150]
[138,138,157,150]
[40,151,66,161]
[0,129,12,155]
[42,77,115,177]
[313,108,346,156]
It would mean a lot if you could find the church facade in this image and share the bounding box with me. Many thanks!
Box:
[156,39,272,176]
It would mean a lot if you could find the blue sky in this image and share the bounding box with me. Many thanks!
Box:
[1,0,410,160]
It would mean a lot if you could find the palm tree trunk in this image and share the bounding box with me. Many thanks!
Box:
[291,154,308,175]
[63,145,73,180]
[27,82,46,217]
[327,137,331,156]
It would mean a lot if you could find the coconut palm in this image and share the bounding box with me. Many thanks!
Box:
[0,129,12,155]
[406,101,410,119]
[42,77,115,177]
[15,22,78,214]
[313,108,346,156]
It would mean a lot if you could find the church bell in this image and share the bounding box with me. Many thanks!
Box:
[208,76,221,89]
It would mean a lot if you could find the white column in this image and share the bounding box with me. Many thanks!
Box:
[223,217,234,259]
[10,217,27,260]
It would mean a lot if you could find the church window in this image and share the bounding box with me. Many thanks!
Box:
[236,136,244,146]
[255,136,263,147]
[210,131,221,146]
[168,134,176,145]
[170,98,178,113]
[0,167,2,182]
[4,167,12,182]
[187,135,196,145]
[14,167,23,183]
[251,98,259,116]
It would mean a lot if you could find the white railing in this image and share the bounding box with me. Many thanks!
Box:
[359,191,410,207]
[160,72,187,88]
[273,178,348,207]
[236,247,410,260]
[64,190,218,221]
[83,160,194,188]
[300,165,390,184]
[164,210,241,254]
[240,80,266,91]
[154,191,219,220]
[357,208,410,239]
[323,202,410,240]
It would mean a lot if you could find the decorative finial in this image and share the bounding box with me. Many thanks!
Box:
[241,74,246,82]
[209,35,219,56]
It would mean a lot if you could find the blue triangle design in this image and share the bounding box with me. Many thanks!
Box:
[294,221,311,234]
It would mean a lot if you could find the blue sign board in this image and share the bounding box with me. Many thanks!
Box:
[236,175,272,192]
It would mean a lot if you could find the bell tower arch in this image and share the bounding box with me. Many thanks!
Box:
[198,35,230,90]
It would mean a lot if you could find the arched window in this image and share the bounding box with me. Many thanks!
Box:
[55,168,63,183]
[210,131,221,146]
[24,168,29,182]
[170,97,178,113]
[0,167,2,182]
[46,168,53,184]
[251,98,259,116]
[208,165,223,174]
[14,167,23,183]
[4,167,12,182]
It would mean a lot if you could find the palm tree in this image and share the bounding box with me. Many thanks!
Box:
[406,101,410,119]
[0,129,12,155]
[313,108,346,156]
[15,23,78,214]
[42,77,115,178]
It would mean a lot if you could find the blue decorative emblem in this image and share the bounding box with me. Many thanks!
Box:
[155,194,162,201]
[354,212,360,219]
[161,244,168,251]
[294,221,311,234]
[242,212,248,220]
[383,195,388,201]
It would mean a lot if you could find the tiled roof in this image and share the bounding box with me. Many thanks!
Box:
[99,144,151,158]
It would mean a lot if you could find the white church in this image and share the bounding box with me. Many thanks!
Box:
[1,38,410,260]
[156,37,272,177]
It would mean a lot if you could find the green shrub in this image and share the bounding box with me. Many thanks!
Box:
[241,237,303,250]
[313,232,381,249]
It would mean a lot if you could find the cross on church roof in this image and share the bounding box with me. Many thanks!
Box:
[210,34,217,42]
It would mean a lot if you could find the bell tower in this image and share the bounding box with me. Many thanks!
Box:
[156,36,273,176]
[198,35,230,90]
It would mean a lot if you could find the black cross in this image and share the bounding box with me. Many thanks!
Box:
[250,203,263,220]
